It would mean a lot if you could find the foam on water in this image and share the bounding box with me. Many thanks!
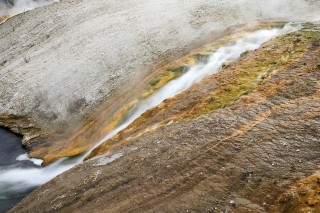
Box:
[16,154,43,166]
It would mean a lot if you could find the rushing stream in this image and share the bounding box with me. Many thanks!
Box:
[0,22,301,211]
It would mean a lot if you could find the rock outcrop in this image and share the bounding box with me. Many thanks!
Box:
[9,23,320,212]
[1,0,319,165]
[273,172,320,213]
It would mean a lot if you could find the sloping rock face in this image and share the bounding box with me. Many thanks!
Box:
[0,0,319,164]
[9,25,320,212]
[273,172,320,213]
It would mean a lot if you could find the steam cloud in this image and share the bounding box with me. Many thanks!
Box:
[0,0,319,22]
[0,0,59,17]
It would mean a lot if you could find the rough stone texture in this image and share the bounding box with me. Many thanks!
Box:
[0,0,319,161]
[9,27,320,213]
[272,172,320,213]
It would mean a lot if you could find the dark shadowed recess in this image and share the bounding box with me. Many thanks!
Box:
[0,128,24,166]
[0,127,37,212]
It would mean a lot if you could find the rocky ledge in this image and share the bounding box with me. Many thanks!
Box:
[9,24,320,212]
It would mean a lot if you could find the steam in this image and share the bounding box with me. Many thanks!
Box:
[0,0,59,17]
[231,0,320,22]
[1,0,319,21]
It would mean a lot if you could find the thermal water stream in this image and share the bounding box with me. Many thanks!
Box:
[0,22,301,211]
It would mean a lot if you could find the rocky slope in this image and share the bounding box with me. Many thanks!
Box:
[9,23,320,212]
[0,0,319,165]
[273,172,320,213]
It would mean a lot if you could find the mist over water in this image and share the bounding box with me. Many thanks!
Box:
[0,23,302,211]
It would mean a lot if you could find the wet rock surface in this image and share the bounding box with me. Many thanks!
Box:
[1,0,320,164]
[88,24,320,159]
[9,26,320,212]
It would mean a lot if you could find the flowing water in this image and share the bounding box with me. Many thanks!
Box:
[0,128,38,212]
[0,22,301,211]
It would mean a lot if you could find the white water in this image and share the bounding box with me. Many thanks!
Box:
[16,153,42,166]
[0,22,301,199]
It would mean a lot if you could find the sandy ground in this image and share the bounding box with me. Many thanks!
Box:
[0,0,319,147]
